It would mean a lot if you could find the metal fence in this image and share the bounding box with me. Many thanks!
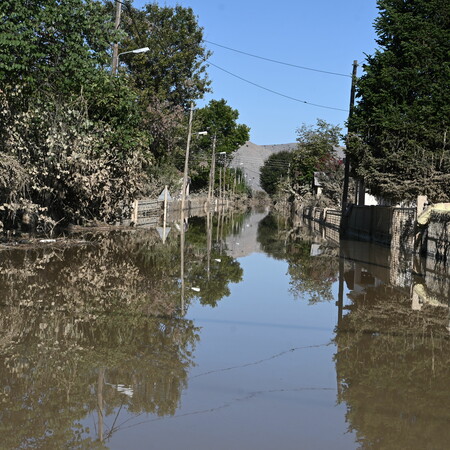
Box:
[131,198,162,226]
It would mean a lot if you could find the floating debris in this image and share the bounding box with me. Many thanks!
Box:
[116,384,134,398]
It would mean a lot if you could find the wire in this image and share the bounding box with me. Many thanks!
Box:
[208,62,348,112]
[205,40,351,78]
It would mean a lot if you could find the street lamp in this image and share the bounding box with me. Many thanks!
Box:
[119,47,150,57]
[112,47,150,75]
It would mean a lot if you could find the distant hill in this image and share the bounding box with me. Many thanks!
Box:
[230,141,346,192]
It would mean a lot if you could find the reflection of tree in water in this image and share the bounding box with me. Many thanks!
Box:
[257,214,339,303]
[335,280,450,449]
[0,308,199,448]
[0,215,245,448]
[181,214,244,307]
[0,231,181,316]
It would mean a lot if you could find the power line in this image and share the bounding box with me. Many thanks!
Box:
[205,40,351,78]
[208,62,348,112]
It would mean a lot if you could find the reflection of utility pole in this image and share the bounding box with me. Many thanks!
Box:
[180,101,192,316]
[97,368,105,443]
[337,258,345,327]
[180,211,186,315]
[206,211,212,280]
[111,0,122,75]
[220,208,225,254]
[341,60,358,231]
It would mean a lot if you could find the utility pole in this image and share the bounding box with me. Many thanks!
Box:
[111,0,122,75]
[180,102,194,318]
[340,60,358,233]
[207,134,217,206]
[218,166,222,208]
[181,102,194,213]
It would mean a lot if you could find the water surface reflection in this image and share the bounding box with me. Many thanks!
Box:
[0,210,448,449]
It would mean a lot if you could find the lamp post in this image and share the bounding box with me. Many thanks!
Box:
[180,104,208,212]
[112,47,150,75]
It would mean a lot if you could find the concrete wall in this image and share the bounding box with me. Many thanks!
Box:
[302,206,342,230]
[301,205,416,251]
[426,211,450,262]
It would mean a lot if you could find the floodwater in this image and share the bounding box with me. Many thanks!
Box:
[0,209,449,449]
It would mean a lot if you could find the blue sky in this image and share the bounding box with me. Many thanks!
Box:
[133,0,379,145]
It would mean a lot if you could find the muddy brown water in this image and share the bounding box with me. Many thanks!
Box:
[0,209,449,449]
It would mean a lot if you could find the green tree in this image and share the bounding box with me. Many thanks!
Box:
[259,151,293,195]
[348,0,450,203]
[0,90,149,225]
[0,1,153,226]
[193,99,250,155]
[117,2,211,107]
[289,119,342,197]
[113,1,212,160]
[189,99,250,191]
[0,0,115,94]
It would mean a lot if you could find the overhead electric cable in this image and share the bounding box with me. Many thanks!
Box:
[208,62,348,112]
[205,40,351,78]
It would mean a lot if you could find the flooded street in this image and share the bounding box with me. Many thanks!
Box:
[1,209,449,449]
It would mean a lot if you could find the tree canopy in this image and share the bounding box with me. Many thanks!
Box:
[193,99,250,156]
[187,99,250,191]
[348,0,450,203]
[0,0,114,94]
[116,1,211,107]
[260,151,293,196]
[0,1,251,228]
[291,119,342,188]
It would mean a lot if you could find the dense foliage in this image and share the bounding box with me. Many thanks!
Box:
[259,151,293,195]
[0,0,151,227]
[262,119,344,205]
[114,1,212,160]
[0,1,249,229]
[348,0,450,203]
[189,99,250,190]
[291,119,342,190]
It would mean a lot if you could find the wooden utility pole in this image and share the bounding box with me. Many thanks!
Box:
[218,166,222,207]
[180,101,194,318]
[340,60,358,230]
[207,135,217,205]
[222,165,226,206]
[111,0,122,75]
[181,102,194,213]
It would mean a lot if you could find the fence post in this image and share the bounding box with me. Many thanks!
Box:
[131,199,139,225]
